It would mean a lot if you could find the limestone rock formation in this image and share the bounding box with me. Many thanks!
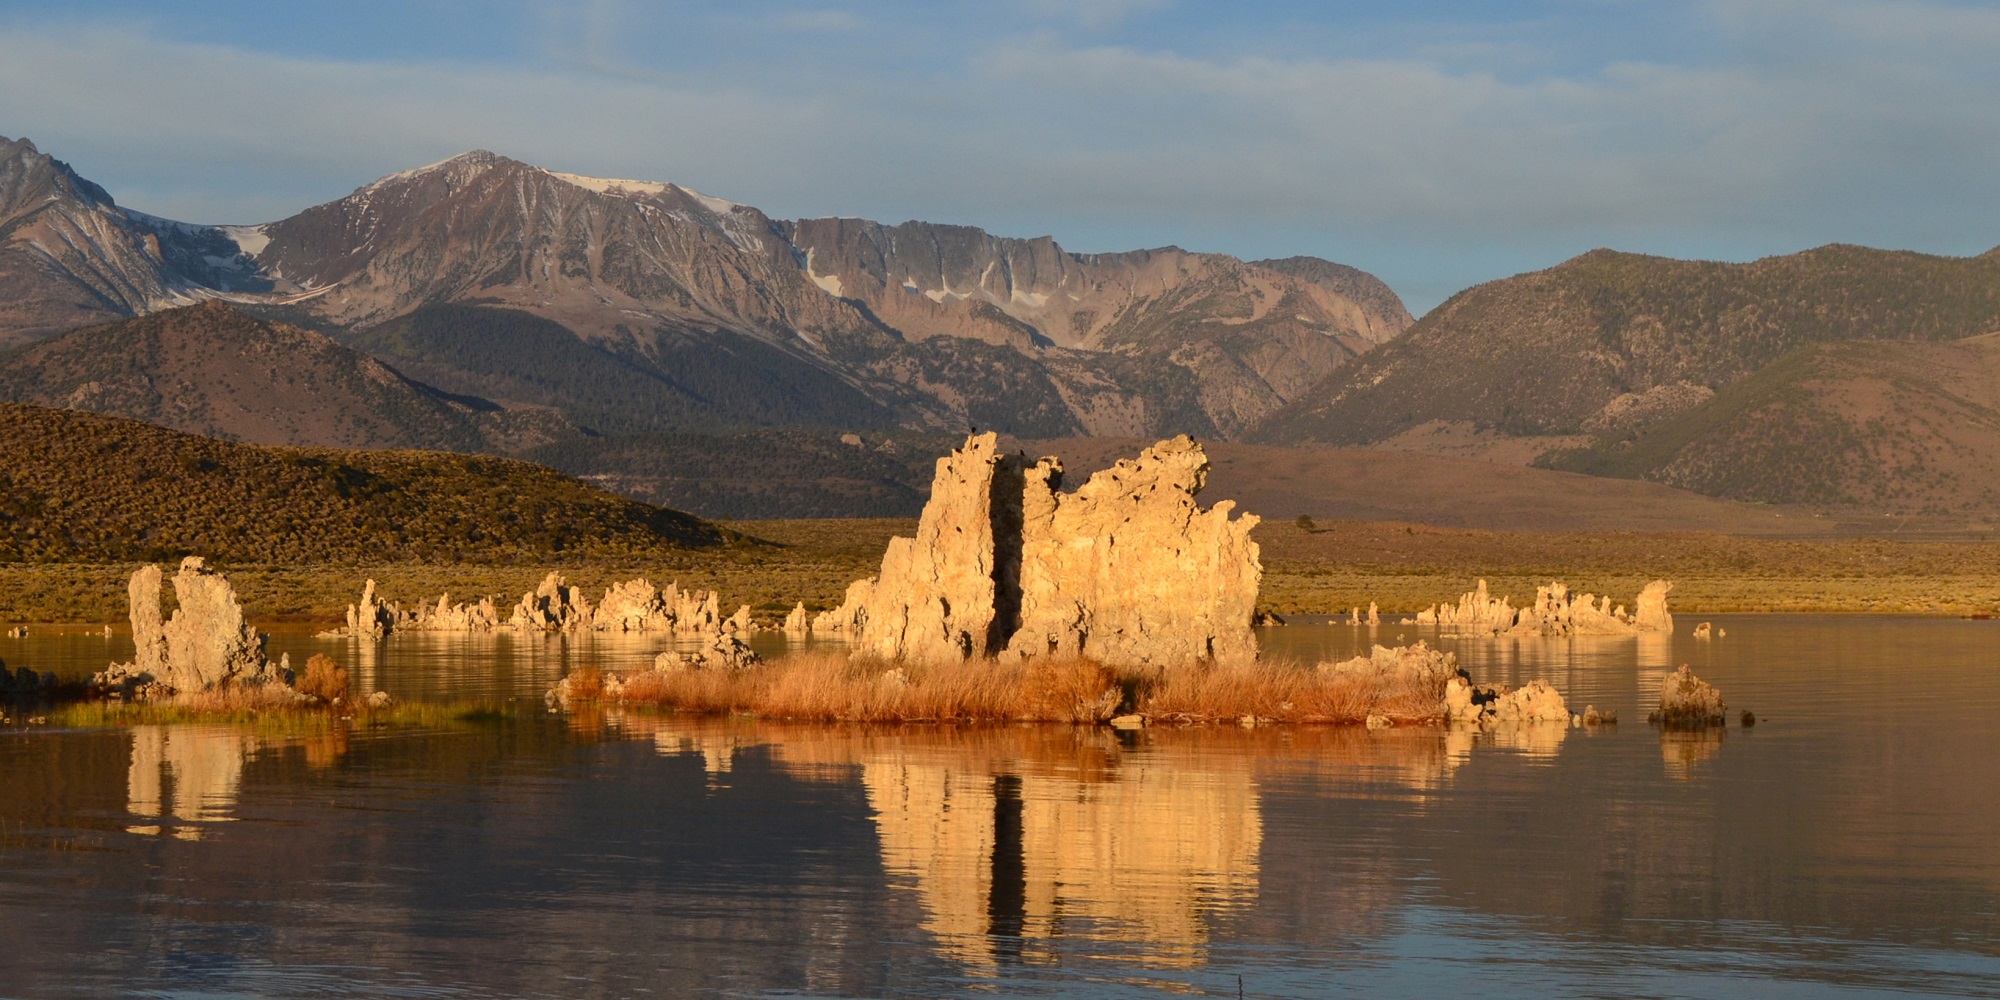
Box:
[1319,641,1459,690]
[1445,674,1572,725]
[321,582,501,637]
[595,579,674,632]
[1635,581,1674,633]
[783,602,810,635]
[1415,579,1517,631]
[819,433,1262,668]
[95,558,288,696]
[1650,665,1726,726]
[654,630,761,673]
[323,575,736,637]
[509,572,594,632]
[1418,579,1675,637]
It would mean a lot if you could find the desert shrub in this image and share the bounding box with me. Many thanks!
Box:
[296,654,350,704]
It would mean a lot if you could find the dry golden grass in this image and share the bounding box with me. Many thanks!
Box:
[1135,656,1448,725]
[577,651,1446,726]
[605,653,1124,724]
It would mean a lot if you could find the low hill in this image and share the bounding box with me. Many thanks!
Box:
[522,428,955,519]
[0,301,567,452]
[1256,245,2000,452]
[1540,333,2000,513]
[1014,438,1932,536]
[0,403,733,562]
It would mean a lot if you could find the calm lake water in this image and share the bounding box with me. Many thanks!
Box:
[1,615,1997,998]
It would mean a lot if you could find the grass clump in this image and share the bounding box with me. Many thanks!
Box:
[296,654,349,704]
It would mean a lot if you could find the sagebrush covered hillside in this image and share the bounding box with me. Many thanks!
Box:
[0,403,734,562]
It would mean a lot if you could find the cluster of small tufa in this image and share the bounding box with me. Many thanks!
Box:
[322,573,753,639]
[1415,579,1674,636]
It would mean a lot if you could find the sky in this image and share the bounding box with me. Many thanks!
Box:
[3,0,1998,314]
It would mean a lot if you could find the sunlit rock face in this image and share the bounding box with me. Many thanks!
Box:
[108,557,284,693]
[818,433,1262,667]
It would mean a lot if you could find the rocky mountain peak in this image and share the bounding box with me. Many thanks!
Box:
[0,135,115,221]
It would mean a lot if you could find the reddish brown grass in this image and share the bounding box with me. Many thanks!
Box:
[607,653,1122,724]
[1133,656,1445,724]
[296,654,350,704]
[577,651,1446,726]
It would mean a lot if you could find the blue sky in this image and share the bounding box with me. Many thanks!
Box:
[4,1,1998,313]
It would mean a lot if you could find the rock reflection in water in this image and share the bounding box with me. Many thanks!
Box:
[125,725,257,839]
[630,718,1558,972]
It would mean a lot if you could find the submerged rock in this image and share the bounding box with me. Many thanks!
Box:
[819,433,1261,668]
[1650,664,1726,726]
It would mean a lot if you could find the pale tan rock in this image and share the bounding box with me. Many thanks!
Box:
[654,629,762,673]
[1651,665,1726,726]
[1635,581,1673,632]
[783,602,810,635]
[726,604,754,636]
[1003,435,1260,666]
[97,558,285,695]
[822,433,1259,667]
[1416,579,1518,631]
[1367,601,1380,626]
[509,572,593,632]
[595,579,671,632]
[1444,672,1570,725]
[1488,679,1570,723]
[1693,621,1713,639]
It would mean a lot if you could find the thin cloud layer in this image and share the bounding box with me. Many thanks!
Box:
[0,1,1994,312]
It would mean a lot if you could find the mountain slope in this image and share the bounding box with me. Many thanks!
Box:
[1540,333,2000,512]
[0,402,730,562]
[0,136,264,345]
[0,301,564,451]
[1255,245,2000,449]
[0,143,1407,440]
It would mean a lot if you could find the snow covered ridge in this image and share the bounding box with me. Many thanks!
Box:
[545,169,743,214]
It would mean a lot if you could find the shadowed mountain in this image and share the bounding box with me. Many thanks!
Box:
[1540,333,2000,513]
[0,402,732,563]
[1254,245,2000,456]
[0,300,567,452]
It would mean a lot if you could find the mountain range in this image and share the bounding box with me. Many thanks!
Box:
[0,137,1410,441]
[8,132,2000,524]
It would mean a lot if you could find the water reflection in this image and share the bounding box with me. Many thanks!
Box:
[125,725,257,839]
[2,616,1997,998]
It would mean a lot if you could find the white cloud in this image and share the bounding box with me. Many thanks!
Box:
[0,2,1995,312]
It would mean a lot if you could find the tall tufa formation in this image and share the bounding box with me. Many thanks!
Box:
[99,557,288,695]
[816,433,1261,667]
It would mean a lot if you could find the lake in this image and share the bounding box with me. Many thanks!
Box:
[1,615,1997,997]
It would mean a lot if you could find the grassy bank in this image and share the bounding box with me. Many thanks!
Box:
[1,517,1996,626]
